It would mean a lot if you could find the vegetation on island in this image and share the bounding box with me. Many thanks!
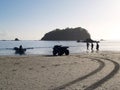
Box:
[41,27,91,41]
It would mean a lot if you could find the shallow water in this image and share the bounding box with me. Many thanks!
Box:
[0,40,120,55]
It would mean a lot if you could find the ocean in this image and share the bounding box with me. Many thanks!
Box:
[0,40,120,55]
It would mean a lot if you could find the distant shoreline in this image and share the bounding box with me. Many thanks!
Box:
[0,51,120,57]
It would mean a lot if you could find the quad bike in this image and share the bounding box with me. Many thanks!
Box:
[53,45,69,56]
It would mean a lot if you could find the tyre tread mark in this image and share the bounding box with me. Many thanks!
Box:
[85,58,120,90]
[53,58,105,90]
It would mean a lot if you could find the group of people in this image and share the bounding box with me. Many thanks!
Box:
[86,42,99,52]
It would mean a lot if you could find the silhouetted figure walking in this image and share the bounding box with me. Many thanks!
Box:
[86,42,89,50]
[19,45,23,51]
[96,43,99,51]
[91,43,94,51]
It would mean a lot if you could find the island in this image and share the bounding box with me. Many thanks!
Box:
[41,27,91,41]
[14,38,20,41]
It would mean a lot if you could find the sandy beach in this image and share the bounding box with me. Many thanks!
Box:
[0,51,120,90]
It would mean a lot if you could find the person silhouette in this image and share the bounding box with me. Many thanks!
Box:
[19,45,23,50]
[86,42,89,50]
[91,43,94,51]
[96,43,99,51]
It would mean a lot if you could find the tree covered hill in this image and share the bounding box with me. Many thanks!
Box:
[41,27,91,41]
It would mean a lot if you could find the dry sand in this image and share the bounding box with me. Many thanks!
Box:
[0,51,120,90]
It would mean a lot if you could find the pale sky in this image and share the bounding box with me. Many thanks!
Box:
[0,0,120,40]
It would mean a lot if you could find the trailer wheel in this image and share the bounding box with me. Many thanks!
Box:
[65,50,69,55]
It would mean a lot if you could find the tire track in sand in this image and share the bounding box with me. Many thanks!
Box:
[53,58,105,90]
[85,58,119,90]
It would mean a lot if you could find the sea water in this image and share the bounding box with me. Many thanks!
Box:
[0,40,120,55]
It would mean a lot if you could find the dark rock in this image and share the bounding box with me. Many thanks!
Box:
[84,38,100,43]
[15,38,20,41]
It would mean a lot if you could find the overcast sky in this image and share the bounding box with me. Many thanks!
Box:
[0,0,120,40]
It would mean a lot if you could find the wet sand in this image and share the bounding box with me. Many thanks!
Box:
[0,51,120,90]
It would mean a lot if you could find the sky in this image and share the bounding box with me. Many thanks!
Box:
[0,0,120,40]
